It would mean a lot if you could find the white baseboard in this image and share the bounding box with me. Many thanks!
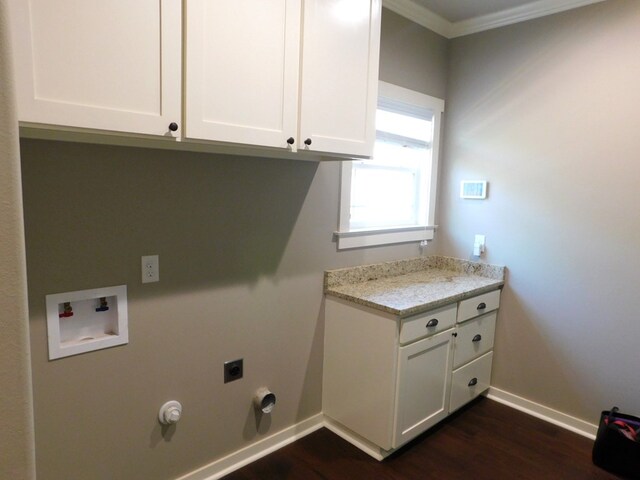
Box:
[175,413,324,480]
[177,390,598,479]
[323,416,389,461]
[485,387,598,439]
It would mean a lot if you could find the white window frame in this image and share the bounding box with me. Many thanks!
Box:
[335,81,444,250]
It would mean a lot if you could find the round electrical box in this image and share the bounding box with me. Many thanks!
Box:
[158,400,182,425]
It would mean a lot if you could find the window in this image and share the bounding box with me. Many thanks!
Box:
[336,82,444,249]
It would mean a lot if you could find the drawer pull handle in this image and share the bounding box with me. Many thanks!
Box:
[477,302,487,310]
[472,334,482,342]
[468,377,478,387]
[426,319,439,328]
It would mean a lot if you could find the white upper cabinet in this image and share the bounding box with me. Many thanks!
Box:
[299,0,381,158]
[185,0,381,158]
[8,0,182,138]
[9,0,381,158]
[185,0,301,150]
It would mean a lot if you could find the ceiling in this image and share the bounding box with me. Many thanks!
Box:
[383,0,607,38]
[412,0,543,23]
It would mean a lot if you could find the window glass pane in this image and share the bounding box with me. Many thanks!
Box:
[350,163,419,229]
[376,109,433,143]
[373,137,428,168]
[349,125,432,230]
[349,138,431,229]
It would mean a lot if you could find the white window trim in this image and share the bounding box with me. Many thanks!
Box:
[335,81,444,250]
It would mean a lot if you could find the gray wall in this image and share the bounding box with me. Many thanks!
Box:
[20,11,448,480]
[21,144,416,480]
[380,8,448,99]
[436,0,640,422]
[0,0,36,478]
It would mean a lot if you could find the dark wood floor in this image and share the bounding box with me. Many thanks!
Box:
[224,397,621,479]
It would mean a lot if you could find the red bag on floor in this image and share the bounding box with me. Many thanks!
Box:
[592,407,640,479]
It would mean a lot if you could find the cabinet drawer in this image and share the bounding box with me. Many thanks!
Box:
[453,311,497,369]
[457,290,500,323]
[449,351,493,413]
[400,304,457,345]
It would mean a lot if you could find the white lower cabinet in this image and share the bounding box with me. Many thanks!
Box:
[394,329,453,447]
[453,311,497,369]
[458,289,501,323]
[323,289,501,459]
[449,351,493,413]
[450,308,499,413]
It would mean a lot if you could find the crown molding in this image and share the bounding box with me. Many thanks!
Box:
[383,0,607,39]
[382,0,452,38]
[449,0,607,37]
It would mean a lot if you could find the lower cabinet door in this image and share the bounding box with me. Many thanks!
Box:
[449,351,493,413]
[393,329,454,448]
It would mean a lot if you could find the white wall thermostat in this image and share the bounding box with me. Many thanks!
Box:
[460,180,487,199]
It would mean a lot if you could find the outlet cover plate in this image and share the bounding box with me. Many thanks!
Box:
[224,359,243,383]
[141,255,159,283]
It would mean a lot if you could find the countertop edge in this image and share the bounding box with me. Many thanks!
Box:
[325,280,504,318]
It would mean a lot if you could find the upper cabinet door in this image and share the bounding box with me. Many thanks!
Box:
[185,0,301,150]
[8,0,182,137]
[298,0,381,158]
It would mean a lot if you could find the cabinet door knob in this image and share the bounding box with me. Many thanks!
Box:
[452,332,458,337]
[426,319,438,328]
[477,302,487,310]
[472,334,482,342]
[304,138,312,146]
[168,122,179,132]
[286,137,295,145]
[468,377,478,387]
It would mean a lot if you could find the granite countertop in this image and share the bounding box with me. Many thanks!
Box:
[324,256,505,317]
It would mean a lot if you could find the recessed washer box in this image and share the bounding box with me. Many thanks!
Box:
[45,285,128,360]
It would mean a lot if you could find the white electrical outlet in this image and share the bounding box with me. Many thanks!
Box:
[141,255,159,283]
[473,235,486,256]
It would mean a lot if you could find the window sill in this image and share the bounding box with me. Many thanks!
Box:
[334,225,436,250]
